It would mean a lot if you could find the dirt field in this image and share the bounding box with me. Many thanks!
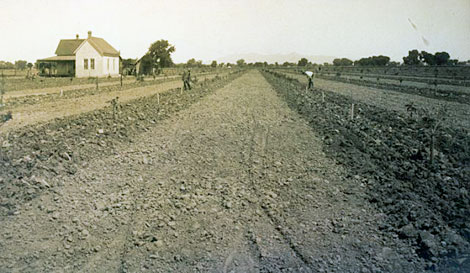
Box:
[0,73,225,132]
[0,70,429,272]
[262,70,470,272]
[281,72,470,129]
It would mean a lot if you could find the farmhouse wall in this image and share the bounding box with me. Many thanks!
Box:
[75,41,103,78]
[102,56,120,77]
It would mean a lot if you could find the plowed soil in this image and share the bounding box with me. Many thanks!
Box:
[0,71,427,272]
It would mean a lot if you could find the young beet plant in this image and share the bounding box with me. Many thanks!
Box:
[108,96,120,120]
[0,74,5,107]
[418,105,449,166]
[0,75,12,126]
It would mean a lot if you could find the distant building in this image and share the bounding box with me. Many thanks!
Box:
[37,31,121,77]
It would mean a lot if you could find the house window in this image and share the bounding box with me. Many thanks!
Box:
[107,59,109,70]
[84,59,88,70]
[90,59,95,70]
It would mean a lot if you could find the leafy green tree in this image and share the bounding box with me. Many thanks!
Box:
[15,60,27,70]
[211,60,217,68]
[419,51,436,65]
[139,54,154,75]
[0,61,14,69]
[297,58,308,66]
[236,59,246,66]
[403,49,420,65]
[186,58,196,67]
[333,58,353,66]
[448,59,458,65]
[147,40,175,69]
[374,55,390,66]
[435,52,450,65]
[122,58,137,74]
[354,55,390,66]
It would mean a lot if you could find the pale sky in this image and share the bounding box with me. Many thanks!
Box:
[0,0,469,63]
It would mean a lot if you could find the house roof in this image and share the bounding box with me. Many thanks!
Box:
[55,36,120,57]
[38,55,76,61]
[55,39,85,56]
[74,37,120,57]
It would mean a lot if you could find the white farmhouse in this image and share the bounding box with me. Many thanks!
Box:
[38,31,120,78]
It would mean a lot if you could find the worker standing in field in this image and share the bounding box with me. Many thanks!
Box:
[182,70,188,90]
[182,69,191,90]
[305,71,314,90]
[185,69,191,90]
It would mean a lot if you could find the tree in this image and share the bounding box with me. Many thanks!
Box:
[375,55,390,66]
[435,52,450,65]
[448,59,458,65]
[236,59,246,67]
[419,51,434,65]
[354,55,390,66]
[403,49,420,65]
[121,58,136,75]
[186,58,196,67]
[297,58,308,66]
[333,58,353,66]
[139,54,154,75]
[211,60,217,68]
[0,61,14,69]
[15,60,27,70]
[27,63,33,69]
[147,40,175,69]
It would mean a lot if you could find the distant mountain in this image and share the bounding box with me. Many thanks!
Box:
[217,52,336,65]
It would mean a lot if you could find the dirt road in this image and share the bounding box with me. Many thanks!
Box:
[0,71,423,272]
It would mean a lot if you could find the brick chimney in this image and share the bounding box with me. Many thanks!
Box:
[76,34,79,40]
[87,31,92,38]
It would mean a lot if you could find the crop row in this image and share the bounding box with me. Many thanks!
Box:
[262,70,470,269]
[0,69,245,217]
[3,72,227,109]
[277,69,470,105]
